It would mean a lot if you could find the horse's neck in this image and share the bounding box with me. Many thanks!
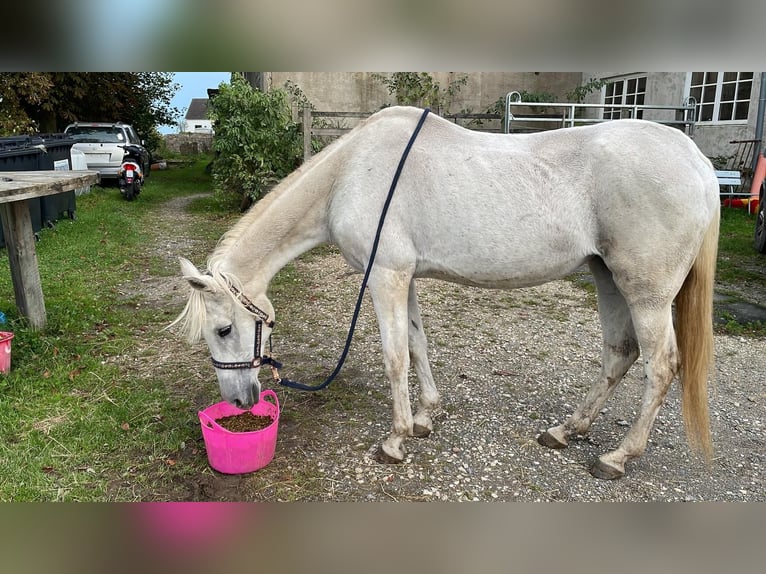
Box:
[215,157,336,291]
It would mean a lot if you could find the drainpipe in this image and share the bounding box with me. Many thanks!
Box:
[752,72,766,173]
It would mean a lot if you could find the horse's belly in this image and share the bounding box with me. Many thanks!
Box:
[414,250,589,289]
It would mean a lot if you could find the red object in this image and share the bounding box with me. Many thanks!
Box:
[721,197,760,213]
[749,153,766,199]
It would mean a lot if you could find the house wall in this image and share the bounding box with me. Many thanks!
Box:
[260,72,582,116]
[182,119,213,134]
[582,72,764,161]
[689,74,763,161]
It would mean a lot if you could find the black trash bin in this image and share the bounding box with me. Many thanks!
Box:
[38,133,77,226]
[0,137,45,248]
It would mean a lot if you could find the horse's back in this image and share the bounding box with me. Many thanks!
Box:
[329,110,719,288]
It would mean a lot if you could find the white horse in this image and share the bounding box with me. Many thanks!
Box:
[173,106,719,479]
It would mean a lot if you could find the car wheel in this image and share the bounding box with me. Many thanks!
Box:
[754,182,766,253]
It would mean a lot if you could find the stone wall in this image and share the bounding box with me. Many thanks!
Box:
[164,133,214,155]
[265,72,583,116]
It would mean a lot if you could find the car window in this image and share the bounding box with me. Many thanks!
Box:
[126,127,140,144]
[66,126,125,144]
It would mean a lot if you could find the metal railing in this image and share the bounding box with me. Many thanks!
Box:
[300,95,699,163]
[503,91,697,136]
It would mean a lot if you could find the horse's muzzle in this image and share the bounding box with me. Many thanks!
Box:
[220,381,260,410]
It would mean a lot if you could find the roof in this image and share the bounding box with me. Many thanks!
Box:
[185,98,210,120]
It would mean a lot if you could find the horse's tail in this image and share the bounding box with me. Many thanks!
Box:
[675,207,719,460]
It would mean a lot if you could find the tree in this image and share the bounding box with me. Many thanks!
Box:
[0,73,53,135]
[208,73,302,210]
[0,73,180,155]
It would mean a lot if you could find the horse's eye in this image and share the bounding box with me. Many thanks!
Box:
[217,325,232,338]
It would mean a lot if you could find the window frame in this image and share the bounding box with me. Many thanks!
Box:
[684,72,753,125]
[601,75,648,120]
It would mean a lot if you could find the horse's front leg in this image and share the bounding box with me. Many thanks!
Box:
[368,268,414,463]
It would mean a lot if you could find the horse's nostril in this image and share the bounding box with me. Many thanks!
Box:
[233,399,243,409]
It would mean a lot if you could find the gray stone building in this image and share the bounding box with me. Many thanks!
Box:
[244,72,764,172]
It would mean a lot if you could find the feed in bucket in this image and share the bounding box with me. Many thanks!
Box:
[215,411,274,433]
[198,389,279,474]
[0,332,14,374]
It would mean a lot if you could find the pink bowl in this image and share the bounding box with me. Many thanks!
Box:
[198,389,279,474]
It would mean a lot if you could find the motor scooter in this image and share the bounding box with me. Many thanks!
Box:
[117,144,145,201]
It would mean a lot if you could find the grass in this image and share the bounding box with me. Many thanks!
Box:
[0,158,244,500]
[713,207,766,336]
[717,207,765,283]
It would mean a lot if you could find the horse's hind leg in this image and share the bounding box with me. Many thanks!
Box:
[407,279,440,438]
[538,259,639,450]
[590,304,679,479]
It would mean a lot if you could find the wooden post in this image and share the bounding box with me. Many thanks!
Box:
[303,106,312,163]
[0,201,46,330]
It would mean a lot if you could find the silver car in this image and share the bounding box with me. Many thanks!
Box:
[64,122,150,181]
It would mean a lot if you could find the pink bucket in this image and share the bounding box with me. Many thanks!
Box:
[198,389,280,474]
[0,332,14,374]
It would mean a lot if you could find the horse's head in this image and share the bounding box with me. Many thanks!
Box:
[176,257,275,409]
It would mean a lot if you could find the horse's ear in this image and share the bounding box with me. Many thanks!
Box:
[179,257,218,293]
[179,257,201,277]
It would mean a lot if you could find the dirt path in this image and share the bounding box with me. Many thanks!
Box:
[129,194,766,501]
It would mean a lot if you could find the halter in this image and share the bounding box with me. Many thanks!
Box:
[209,281,284,383]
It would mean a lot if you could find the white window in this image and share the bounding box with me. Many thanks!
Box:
[686,72,753,123]
[603,76,647,120]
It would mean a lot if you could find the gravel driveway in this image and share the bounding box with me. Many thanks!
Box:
[151,195,765,501]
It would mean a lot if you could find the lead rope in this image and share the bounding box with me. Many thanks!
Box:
[277,108,431,391]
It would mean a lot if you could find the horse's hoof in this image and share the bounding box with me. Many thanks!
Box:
[374,446,404,464]
[537,430,568,449]
[590,458,625,480]
[412,423,432,438]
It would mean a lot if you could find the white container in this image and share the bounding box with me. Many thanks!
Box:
[69,148,91,195]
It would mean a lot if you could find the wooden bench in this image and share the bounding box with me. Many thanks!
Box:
[716,169,743,202]
[715,169,741,189]
[0,170,99,330]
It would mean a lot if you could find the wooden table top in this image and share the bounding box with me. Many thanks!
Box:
[0,170,99,204]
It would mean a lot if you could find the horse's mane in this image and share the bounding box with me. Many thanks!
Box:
[169,153,331,343]
[170,106,419,344]
[168,268,246,344]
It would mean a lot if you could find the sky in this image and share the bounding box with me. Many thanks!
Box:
[161,72,231,134]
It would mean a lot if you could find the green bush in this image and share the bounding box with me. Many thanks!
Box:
[372,72,468,114]
[208,74,302,209]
